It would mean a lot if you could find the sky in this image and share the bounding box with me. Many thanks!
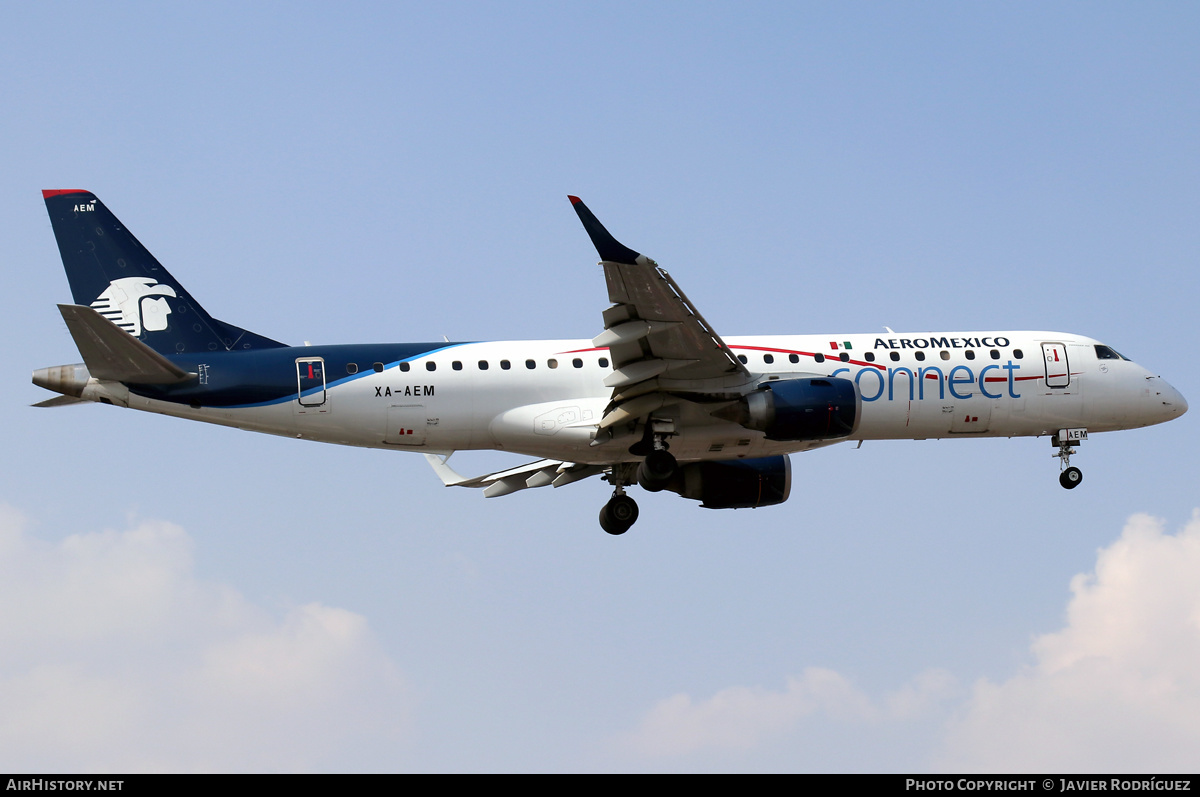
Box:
[1,2,1198,773]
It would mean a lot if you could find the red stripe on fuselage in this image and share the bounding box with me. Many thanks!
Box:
[557,344,1074,386]
[730,344,886,371]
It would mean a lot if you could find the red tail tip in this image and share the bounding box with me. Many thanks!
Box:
[567,195,581,205]
[42,189,88,199]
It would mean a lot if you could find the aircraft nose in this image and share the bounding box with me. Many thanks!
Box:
[1156,378,1187,419]
[1170,384,1188,416]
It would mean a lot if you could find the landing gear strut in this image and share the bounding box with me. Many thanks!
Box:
[636,425,678,493]
[600,464,639,535]
[1052,431,1084,490]
[600,423,677,534]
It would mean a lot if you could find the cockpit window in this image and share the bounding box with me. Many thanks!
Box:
[1095,345,1127,361]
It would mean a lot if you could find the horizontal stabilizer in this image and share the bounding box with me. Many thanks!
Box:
[58,304,194,385]
[31,395,87,408]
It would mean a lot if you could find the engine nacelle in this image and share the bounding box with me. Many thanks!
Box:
[667,455,792,509]
[740,377,860,442]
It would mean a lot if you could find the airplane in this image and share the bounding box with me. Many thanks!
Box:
[33,190,1188,534]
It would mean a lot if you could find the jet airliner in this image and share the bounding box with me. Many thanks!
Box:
[33,190,1188,534]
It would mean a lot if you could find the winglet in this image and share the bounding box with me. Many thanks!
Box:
[424,452,469,486]
[568,196,650,265]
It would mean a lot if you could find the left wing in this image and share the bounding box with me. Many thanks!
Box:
[424,453,604,497]
[569,197,754,444]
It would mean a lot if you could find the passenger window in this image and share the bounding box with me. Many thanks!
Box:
[965,350,975,360]
[500,360,511,370]
[426,361,436,371]
[737,354,748,364]
[526,359,536,369]
[839,352,849,362]
[599,357,609,368]
[346,363,359,374]
[890,352,900,362]
[864,352,875,363]
[572,358,583,368]
[547,359,558,369]
[452,361,462,371]
[990,350,1000,360]
[478,360,489,370]
[1013,349,1023,359]
[814,353,825,363]
[374,362,385,373]
[940,351,950,361]
[399,362,409,372]
[915,351,925,362]
[789,354,799,364]
[763,353,774,364]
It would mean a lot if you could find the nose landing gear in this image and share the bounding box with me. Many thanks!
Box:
[1060,466,1083,489]
[1052,429,1087,490]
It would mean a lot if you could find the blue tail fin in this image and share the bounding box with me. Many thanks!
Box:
[42,190,285,354]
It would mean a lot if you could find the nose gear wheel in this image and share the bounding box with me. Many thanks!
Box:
[1052,433,1084,490]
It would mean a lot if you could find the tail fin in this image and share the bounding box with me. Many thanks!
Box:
[42,190,285,354]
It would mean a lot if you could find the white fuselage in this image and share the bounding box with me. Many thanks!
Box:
[73,331,1187,465]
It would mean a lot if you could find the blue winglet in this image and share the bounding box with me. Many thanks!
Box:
[568,196,645,265]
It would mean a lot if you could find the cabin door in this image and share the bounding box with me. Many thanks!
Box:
[1042,343,1071,389]
[295,357,328,413]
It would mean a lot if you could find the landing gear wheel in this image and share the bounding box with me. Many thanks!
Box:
[637,449,678,493]
[1052,433,1085,491]
[599,494,639,535]
[1059,467,1083,490]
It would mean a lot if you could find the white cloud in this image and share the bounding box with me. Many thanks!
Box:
[622,510,1200,771]
[0,506,408,772]
[621,667,958,757]
[939,510,1200,773]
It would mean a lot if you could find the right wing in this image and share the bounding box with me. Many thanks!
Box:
[424,453,604,497]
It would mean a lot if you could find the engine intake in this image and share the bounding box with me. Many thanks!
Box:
[734,377,860,441]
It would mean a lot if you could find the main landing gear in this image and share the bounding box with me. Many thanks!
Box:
[1052,431,1084,490]
[600,431,681,534]
[636,444,678,493]
[599,490,639,535]
[600,462,640,535]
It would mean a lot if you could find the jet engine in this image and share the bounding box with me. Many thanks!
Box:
[721,377,860,442]
[665,455,792,509]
